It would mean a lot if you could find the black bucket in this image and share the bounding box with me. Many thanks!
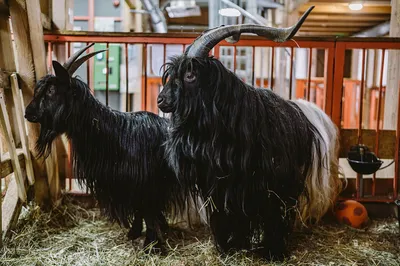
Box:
[347,144,383,175]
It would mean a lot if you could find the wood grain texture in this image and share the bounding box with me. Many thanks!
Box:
[0,89,27,201]
[9,0,51,206]
[1,174,23,239]
[10,74,35,185]
[339,129,396,159]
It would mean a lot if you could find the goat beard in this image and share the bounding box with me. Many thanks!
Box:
[36,126,58,159]
[35,108,68,158]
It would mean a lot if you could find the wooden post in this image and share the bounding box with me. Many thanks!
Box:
[8,0,59,207]
[0,89,27,202]
[1,174,23,239]
[0,11,21,150]
[10,74,35,185]
[383,0,400,131]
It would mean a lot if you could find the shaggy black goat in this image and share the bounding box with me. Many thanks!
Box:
[157,6,342,260]
[24,44,186,252]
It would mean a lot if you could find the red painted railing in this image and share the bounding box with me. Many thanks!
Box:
[43,32,400,203]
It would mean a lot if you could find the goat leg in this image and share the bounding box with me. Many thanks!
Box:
[258,197,295,261]
[143,214,166,254]
[127,212,143,241]
[210,210,234,254]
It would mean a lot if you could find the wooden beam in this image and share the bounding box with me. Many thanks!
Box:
[1,152,25,178]
[8,0,52,207]
[27,0,61,205]
[0,89,27,201]
[303,21,377,27]
[305,14,390,21]
[1,174,23,239]
[26,0,47,80]
[0,16,20,146]
[299,4,392,14]
[10,74,35,185]
[339,129,396,159]
[298,31,351,36]
[383,0,400,131]
[309,0,390,4]
[0,71,11,89]
[301,26,364,32]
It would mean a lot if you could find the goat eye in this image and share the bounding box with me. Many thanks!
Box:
[184,72,196,83]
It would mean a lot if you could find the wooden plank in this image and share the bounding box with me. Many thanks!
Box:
[383,1,400,130]
[305,14,390,21]
[1,153,25,178]
[304,21,378,27]
[26,0,47,79]
[301,26,364,32]
[339,129,396,159]
[0,71,11,89]
[309,0,390,4]
[9,0,51,207]
[26,0,61,204]
[10,74,34,185]
[25,0,61,205]
[299,4,392,14]
[1,174,23,239]
[0,89,26,201]
[0,14,21,148]
[299,32,351,36]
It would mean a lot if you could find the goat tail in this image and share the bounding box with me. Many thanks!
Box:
[292,99,345,227]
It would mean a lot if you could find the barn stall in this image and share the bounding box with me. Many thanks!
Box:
[1,0,400,265]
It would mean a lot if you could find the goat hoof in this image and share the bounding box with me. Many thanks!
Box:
[258,246,288,262]
[143,240,166,255]
[127,227,142,241]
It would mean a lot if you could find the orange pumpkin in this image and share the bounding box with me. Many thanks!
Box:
[335,200,369,229]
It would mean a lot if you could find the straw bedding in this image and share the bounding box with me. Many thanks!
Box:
[1,198,399,266]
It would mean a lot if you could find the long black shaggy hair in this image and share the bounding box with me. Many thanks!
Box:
[25,60,186,252]
[157,55,342,260]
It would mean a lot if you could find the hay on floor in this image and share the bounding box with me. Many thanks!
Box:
[1,199,400,266]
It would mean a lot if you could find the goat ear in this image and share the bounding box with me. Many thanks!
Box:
[52,61,70,84]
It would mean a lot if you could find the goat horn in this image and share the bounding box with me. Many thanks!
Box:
[63,43,95,71]
[68,49,107,75]
[186,6,314,58]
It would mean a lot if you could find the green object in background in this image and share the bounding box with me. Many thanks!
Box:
[93,43,121,91]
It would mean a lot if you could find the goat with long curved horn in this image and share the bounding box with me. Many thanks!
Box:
[157,4,343,261]
[62,43,107,75]
[186,6,314,58]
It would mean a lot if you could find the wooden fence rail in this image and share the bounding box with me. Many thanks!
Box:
[1,0,59,248]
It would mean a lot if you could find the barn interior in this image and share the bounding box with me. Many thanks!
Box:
[1,0,400,265]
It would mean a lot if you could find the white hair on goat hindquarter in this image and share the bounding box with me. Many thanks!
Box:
[170,195,208,228]
[291,99,343,226]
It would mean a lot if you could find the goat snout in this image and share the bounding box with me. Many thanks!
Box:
[25,105,40,123]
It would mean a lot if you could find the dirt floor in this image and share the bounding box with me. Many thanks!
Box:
[1,198,399,266]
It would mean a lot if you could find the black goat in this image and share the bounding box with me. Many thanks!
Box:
[24,44,186,252]
[157,6,342,261]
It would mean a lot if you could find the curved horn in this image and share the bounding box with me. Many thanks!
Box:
[67,49,107,75]
[63,43,95,71]
[186,6,314,58]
